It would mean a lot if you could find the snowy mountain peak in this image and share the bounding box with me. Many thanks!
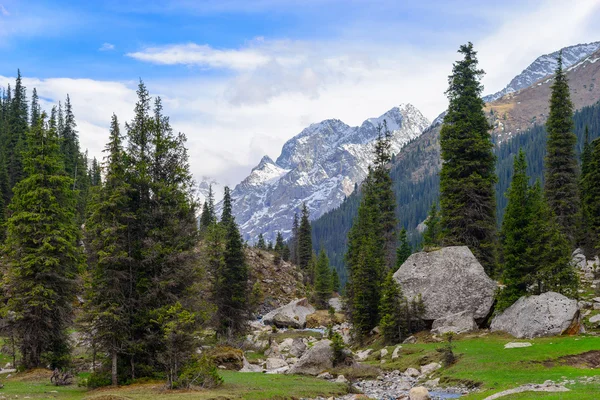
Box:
[223,103,430,243]
[484,41,600,102]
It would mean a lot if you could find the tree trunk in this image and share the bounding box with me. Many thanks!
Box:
[111,350,118,386]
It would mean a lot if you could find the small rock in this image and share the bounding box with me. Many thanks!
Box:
[335,374,349,384]
[594,303,600,311]
[420,362,441,376]
[504,342,532,349]
[392,345,402,360]
[593,297,600,303]
[404,367,420,377]
[380,348,389,358]
[409,386,430,400]
[589,314,600,325]
[403,335,417,344]
[317,372,333,379]
[356,348,373,361]
[266,357,288,371]
[579,301,593,310]
[424,378,440,388]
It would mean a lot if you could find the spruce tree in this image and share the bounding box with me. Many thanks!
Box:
[579,127,596,257]
[290,212,299,265]
[497,150,534,310]
[30,88,40,127]
[83,114,133,385]
[331,268,340,293]
[422,202,441,248]
[439,43,497,274]
[379,273,406,345]
[256,233,266,249]
[297,203,313,272]
[2,113,80,369]
[314,249,333,309]
[199,185,216,233]
[396,228,412,268]
[6,70,28,190]
[215,187,249,337]
[544,51,579,245]
[582,138,600,254]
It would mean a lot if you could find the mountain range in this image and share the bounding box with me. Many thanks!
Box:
[212,41,600,248]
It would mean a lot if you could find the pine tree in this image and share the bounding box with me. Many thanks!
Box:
[396,228,412,268]
[379,273,406,345]
[527,181,578,296]
[6,70,28,191]
[497,150,534,311]
[30,88,40,127]
[215,187,249,337]
[2,113,80,369]
[331,268,340,293]
[90,157,102,187]
[579,127,596,257]
[297,203,313,273]
[439,43,497,275]
[256,233,266,249]
[60,95,80,179]
[83,114,133,385]
[199,185,216,232]
[290,212,299,265]
[314,249,333,309]
[544,51,579,245]
[582,138,600,254]
[422,202,441,248]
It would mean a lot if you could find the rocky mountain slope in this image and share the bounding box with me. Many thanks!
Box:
[483,41,600,103]
[313,41,600,279]
[219,104,430,243]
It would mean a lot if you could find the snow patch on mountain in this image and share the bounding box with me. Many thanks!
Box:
[484,41,600,103]
[219,104,430,243]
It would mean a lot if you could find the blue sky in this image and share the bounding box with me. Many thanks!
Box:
[1,0,600,188]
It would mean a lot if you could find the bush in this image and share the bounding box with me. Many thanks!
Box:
[436,332,456,367]
[85,371,112,388]
[330,332,346,366]
[175,354,223,389]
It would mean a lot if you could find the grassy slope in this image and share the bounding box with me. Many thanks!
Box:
[366,333,600,400]
[0,370,346,400]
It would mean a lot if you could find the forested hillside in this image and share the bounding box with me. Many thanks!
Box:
[313,101,600,285]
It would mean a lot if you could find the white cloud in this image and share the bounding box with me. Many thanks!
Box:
[1,4,10,16]
[126,43,270,70]
[99,42,115,51]
[4,0,600,190]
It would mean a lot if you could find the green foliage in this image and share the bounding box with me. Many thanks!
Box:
[256,233,266,249]
[214,187,249,338]
[581,136,600,256]
[379,273,406,344]
[85,371,113,389]
[330,332,346,367]
[298,203,313,273]
[345,123,397,339]
[331,268,340,293]
[422,202,441,249]
[173,354,223,389]
[439,42,497,275]
[314,249,333,309]
[2,113,80,369]
[436,332,456,367]
[545,51,580,245]
[396,228,412,267]
[199,184,217,234]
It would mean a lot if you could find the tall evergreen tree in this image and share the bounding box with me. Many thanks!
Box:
[83,114,133,385]
[199,184,216,232]
[579,127,596,257]
[314,249,333,309]
[439,43,497,275]
[396,228,412,268]
[30,88,40,127]
[2,113,80,369]
[422,202,441,248]
[60,95,80,178]
[6,70,28,190]
[90,157,102,187]
[497,149,534,310]
[379,273,406,345]
[297,203,313,272]
[215,187,249,337]
[582,137,600,254]
[544,51,579,245]
[290,212,300,265]
[256,233,266,250]
[345,125,397,339]
[331,268,340,293]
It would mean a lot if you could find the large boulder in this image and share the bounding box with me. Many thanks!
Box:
[393,246,496,321]
[263,298,315,329]
[431,310,478,335]
[287,339,333,375]
[491,292,580,338]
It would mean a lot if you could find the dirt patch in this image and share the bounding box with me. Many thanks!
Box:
[543,350,600,369]
[7,368,52,382]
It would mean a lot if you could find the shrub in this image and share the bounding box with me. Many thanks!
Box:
[330,332,346,366]
[175,354,223,389]
[85,371,112,388]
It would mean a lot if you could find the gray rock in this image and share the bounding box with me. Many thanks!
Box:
[289,338,307,358]
[420,362,441,376]
[431,310,478,335]
[409,386,430,400]
[491,292,580,338]
[263,298,315,329]
[266,357,288,372]
[589,314,600,325]
[392,346,402,360]
[404,367,420,377]
[317,371,333,379]
[355,348,373,361]
[571,248,588,270]
[393,246,496,321]
[380,348,389,358]
[288,339,333,376]
[239,356,263,373]
[403,335,417,344]
[335,374,349,384]
[328,297,343,312]
[504,342,532,349]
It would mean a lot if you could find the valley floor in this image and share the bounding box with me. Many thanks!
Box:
[1,333,600,399]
